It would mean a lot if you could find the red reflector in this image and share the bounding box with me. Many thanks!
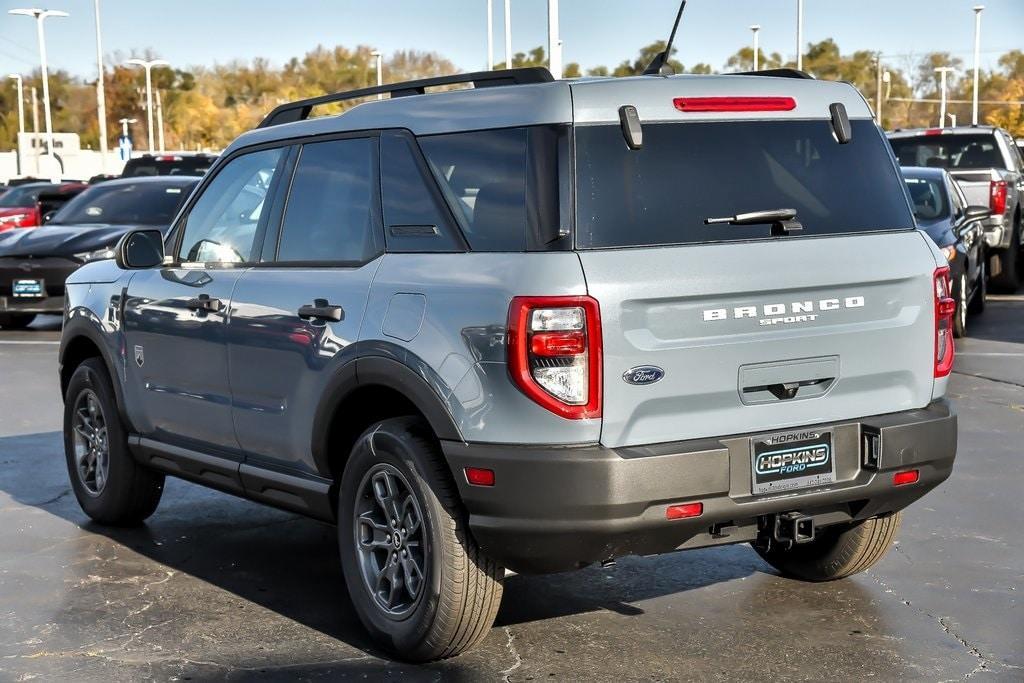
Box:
[530,330,586,357]
[666,502,703,520]
[673,96,796,113]
[893,469,920,486]
[464,467,495,487]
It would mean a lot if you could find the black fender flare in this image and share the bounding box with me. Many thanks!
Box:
[310,349,463,476]
[59,313,135,431]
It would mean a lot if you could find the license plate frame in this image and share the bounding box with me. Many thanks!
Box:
[12,278,45,299]
[750,428,835,495]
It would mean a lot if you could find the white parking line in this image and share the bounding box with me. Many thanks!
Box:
[0,340,60,345]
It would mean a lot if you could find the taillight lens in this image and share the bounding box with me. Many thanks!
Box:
[507,296,602,419]
[989,180,1008,216]
[934,266,955,378]
[673,96,796,112]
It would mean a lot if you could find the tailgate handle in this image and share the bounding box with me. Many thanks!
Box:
[742,377,835,402]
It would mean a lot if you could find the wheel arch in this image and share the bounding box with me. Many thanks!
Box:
[311,353,463,481]
[59,317,133,430]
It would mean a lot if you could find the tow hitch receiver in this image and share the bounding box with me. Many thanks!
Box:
[758,512,816,551]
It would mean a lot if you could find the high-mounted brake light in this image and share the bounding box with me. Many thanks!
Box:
[923,128,946,136]
[990,180,1008,216]
[934,267,955,378]
[673,96,796,113]
[507,296,602,419]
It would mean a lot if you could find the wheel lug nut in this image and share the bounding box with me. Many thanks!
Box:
[401,549,407,557]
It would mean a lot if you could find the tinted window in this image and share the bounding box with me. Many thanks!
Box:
[575,120,914,249]
[903,176,948,221]
[123,156,216,177]
[380,132,462,252]
[0,184,54,208]
[276,138,382,263]
[50,181,196,225]
[889,134,1004,170]
[178,148,282,264]
[419,126,567,251]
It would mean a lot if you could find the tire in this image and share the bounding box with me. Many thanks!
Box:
[953,271,968,339]
[754,512,902,582]
[338,417,503,662]
[63,358,164,525]
[0,313,36,330]
[990,216,1021,293]
[968,258,987,315]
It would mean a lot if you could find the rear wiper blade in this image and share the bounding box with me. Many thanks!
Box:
[704,208,803,236]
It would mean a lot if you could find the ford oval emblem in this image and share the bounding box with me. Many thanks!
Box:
[623,365,664,385]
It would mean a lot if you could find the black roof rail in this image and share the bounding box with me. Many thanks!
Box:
[257,67,554,129]
[727,68,814,80]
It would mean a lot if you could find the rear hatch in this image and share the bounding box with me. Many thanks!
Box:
[571,79,939,448]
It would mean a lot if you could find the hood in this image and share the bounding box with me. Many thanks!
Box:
[916,218,955,248]
[0,223,151,258]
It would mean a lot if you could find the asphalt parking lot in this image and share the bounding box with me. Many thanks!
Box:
[1,307,1021,682]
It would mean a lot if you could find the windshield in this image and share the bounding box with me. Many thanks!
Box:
[889,134,1004,170]
[903,176,949,221]
[50,181,196,226]
[575,119,914,248]
[0,184,52,208]
[123,157,215,177]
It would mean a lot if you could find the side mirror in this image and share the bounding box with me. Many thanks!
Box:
[964,205,991,221]
[116,229,165,269]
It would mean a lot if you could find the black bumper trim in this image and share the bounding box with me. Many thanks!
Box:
[442,400,956,574]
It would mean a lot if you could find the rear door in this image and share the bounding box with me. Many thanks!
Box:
[573,117,939,449]
[227,135,383,475]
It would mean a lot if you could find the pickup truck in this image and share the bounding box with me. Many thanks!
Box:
[889,126,1024,291]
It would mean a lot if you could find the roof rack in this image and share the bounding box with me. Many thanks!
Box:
[258,67,554,129]
[727,68,814,80]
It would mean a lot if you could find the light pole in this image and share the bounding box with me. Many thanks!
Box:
[31,86,40,175]
[9,7,68,178]
[504,0,512,69]
[371,51,383,100]
[750,25,761,71]
[155,90,164,152]
[125,58,169,152]
[948,113,957,127]
[971,5,984,125]
[118,117,136,137]
[8,75,26,175]
[92,0,108,170]
[796,0,804,71]
[547,0,561,79]
[934,66,955,128]
[486,0,494,70]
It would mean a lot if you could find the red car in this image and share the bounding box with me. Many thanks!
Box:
[0,182,87,231]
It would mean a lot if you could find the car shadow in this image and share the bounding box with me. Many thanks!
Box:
[0,431,762,662]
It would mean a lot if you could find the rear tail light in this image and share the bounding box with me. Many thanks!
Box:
[673,96,796,113]
[989,180,1008,216]
[893,469,920,486]
[934,266,955,378]
[507,296,602,419]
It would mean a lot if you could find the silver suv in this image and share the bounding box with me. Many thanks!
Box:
[59,67,957,661]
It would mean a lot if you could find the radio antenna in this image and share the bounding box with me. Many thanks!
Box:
[643,0,687,75]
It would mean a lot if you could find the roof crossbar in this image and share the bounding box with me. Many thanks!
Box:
[257,67,555,128]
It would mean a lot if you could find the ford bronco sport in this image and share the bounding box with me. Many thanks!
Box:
[59,66,957,661]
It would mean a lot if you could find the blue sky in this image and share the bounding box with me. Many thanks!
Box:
[1,0,1022,80]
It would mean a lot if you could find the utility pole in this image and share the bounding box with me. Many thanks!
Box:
[93,0,108,171]
[547,0,561,79]
[125,58,169,152]
[155,90,164,152]
[504,0,512,69]
[486,0,494,70]
[972,5,984,125]
[371,51,383,100]
[31,86,40,176]
[750,25,761,71]
[935,66,956,128]
[796,0,804,71]
[876,53,883,126]
[8,75,25,175]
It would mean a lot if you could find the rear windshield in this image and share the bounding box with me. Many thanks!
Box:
[889,134,1003,170]
[575,119,914,249]
[0,184,53,208]
[50,181,196,226]
[123,157,215,177]
[903,176,949,221]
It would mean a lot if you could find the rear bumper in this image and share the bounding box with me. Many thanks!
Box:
[982,213,1010,250]
[443,400,956,574]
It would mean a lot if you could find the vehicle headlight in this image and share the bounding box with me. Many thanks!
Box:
[74,247,116,263]
[940,245,957,262]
